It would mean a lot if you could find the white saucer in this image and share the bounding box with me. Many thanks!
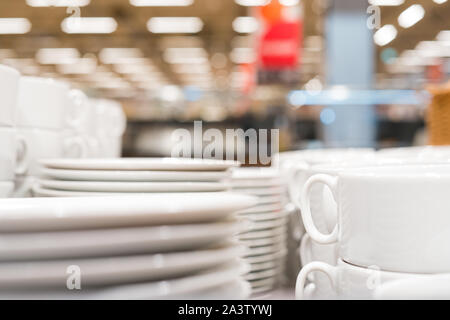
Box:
[40,158,239,171]
[244,268,279,281]
[249,277,277,289]
[256,195,286,205]
[238,203,283,214]
[237,187,285,196]
[0,243,244,288]
[241,210,289,222]
[38,179,230,193]
[245,250,287,264]
[0,220,243,261]
[239,226,286,240]
[240,234,287,247]
[232,168,280,180]
[244,243,286,256]
[42,167,232,182]
[250,260,281,272]
[231,180,282,189]
[249,217,287,231]
[0,193,257,232]
[0,260,249,300]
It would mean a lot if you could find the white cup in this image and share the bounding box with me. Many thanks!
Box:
[0,127,27,180]
[0,65,20,126]
[66,89,92,132]
[0,181,14,198]
[301,163,450,273]
[16,77,70,130]
[18,128,87,176]
[374,275,450,300]
[296,259,443,300]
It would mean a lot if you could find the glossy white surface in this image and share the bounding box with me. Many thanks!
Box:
[41,167,231,182]
[40,157,239,171]
[38,179,230,193]
[0,65,20,126]
[0,243,244,288]
[0,220,243,260]
[296,259,445,300]
[16,77,70,130]
[0,192,258,232]
[301,163,450,273]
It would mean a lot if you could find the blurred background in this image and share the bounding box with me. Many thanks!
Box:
[1,0,449,157]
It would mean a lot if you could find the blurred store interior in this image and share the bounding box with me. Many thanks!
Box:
[1,0,449,158]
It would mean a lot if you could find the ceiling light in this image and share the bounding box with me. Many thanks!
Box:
[368,0,404,5]
[374,24,397,46]
[130,0,193,6]
[26,0,90,7]
[433,0,447,4]
[0,18,31,34]
[279,0,300,5]
[147,17,203,34]
[57,58,97,74]
[61,17,117,34]
[398,4,425,28]
[36,48,80,64]
[172,64,210,74]
[99,48,143,64]
[163,47,208,64]
[234,0,270,6]
[232,17,259,33]
[230,47,256,64]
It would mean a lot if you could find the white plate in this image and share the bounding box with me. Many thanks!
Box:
[250,260,281,272]
[232,168,280,180]
[250,284,275,295]
[238,203,284,214]
[249,277,277,289]
[241,210,289,222]
[38,179,230,193]
[240,234,287,247]
[239,226,286,240]
[256,195,286,205]
[245,250,287,264]
[0,193,257,232]
[249,217,287,231]
[237,187,285,196]
[0,220,243,261]
[42,167,232,182]
[231,180,282,189]
[244,243,286,256]
[0,243,244,288]
[40,158,239,172]
[244,268,279,281]
[0,260,249,300]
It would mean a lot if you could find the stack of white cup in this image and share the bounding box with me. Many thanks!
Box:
[13,77,86,197]
[296,151,450,299]
[0,65,24,198]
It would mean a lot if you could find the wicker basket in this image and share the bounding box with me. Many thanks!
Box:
[427,82,450,146]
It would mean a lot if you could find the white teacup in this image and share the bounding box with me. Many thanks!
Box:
[301,163,450,273]
[0,127,27,180]
[374,274,450,300]
[16,77,70,130]
[0,181,14,198]
[0,65,20,126]
[18,128,87,176]
[296,259,443,300]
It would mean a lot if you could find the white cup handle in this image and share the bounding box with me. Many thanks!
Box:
[14,135,29,175]
[287,161,309,211]
[296,261,337,300]
[63,136,88,158]
[300,174,339,244]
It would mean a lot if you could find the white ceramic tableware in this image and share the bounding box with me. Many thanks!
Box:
[0,220,243,261]
[238,203,284,214]
[0,65,20,126]
[0,260,249,300]
[301,164,450,273]
[41,167,232,182]
[0,181,14,198]
[16,77,70,130]
[0,127,27,179]
[37,179,230,193]
[0,193,257,232]
[17,128,87,176]
[0,243,244,288]
[40,158,239,171]
[296,259,448,300]
[373,275,450,300]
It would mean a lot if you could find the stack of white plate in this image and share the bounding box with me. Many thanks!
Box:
[32,158,237,197]
[231,168,289,296]
[0,192,257,299]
